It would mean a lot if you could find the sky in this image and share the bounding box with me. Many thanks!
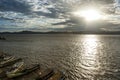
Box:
[0,0,120,32]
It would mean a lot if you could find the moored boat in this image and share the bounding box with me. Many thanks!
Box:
[0,58,22,68]
[48,71,65,80]
[35,69,54,80]
[0,56,14,62]
[7,64,40,78]
[0,61,24,78]
[0,52,66,80]
[6,61,24,75]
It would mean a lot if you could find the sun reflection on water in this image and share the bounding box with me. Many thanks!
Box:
[79,35,100,70]
[72,35,101,79]
[83,35,98,56]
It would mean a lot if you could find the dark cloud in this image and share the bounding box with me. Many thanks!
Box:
[0,0,64,19]
[0,0,31,13]
[52,20,73,25]
[0,17,15,21]
[35,11,58,18]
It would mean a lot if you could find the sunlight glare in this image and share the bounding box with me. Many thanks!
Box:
[81,35,99,69]
[73,8,102,21]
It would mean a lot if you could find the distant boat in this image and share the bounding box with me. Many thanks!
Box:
[0,36,6,40]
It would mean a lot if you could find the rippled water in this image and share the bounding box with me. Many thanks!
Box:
[0,34,120,80]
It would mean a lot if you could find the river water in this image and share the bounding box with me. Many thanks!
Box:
[0,34,120,80]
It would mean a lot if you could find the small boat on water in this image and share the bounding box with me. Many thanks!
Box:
[0,57,22,68]
[7,64,40,78]
[6,61,24,75]
[0,52,66,80]
[0,61,24,78]
[35,69,54,80]
[0,56,13,62]
[48,71,65,80]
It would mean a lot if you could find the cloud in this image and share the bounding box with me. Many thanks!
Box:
[0,0,31,13]
[115,0,120,6]
[0,0,119,32]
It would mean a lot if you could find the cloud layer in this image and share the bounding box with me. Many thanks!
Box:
[0,0,120,32]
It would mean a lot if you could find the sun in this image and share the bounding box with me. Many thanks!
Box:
[73,8,102,21]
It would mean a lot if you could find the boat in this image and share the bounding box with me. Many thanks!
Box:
[6,61,24,74]
[48,71,65,80]
[0,61,24,78]
[0,56,14,62]
[0,52,66,80]
[0,58,22,68]
[35,69,54,80]
[7,64,40,78]
[0,55,14,78]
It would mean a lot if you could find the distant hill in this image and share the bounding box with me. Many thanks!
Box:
[1,30,120,34]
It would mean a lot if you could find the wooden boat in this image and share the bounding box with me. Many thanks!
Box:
[0,61,24,78]
[6,61,24,74]
[0,58,22,68]
[7,64,40,78]
[0,52,66,80]
[0,55,15,78]
[35,69,54,80]
[48,71,65,80]
[0,56,14,62]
